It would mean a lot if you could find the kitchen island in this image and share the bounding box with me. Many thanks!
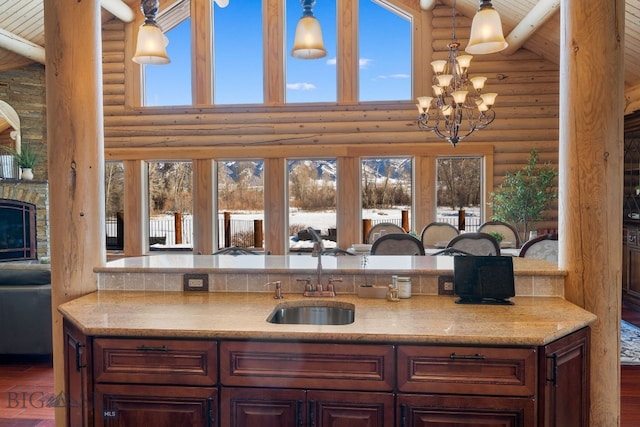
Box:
[60,276,595,427]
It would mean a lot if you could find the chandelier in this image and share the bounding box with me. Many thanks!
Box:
[416,0,504,147]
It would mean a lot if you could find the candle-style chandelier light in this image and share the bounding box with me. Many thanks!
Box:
[416,0,507,147]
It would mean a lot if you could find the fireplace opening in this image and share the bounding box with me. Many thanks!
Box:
[0,199,37,262]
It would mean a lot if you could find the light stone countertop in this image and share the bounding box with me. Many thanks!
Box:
[58,291,595,346]
[96,254,564,276]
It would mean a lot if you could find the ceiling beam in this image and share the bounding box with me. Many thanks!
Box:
[501,0,560,56]
[101,0,135,23]
[0,27,45,64]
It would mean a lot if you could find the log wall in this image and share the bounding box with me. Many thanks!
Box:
[100,2,561,251]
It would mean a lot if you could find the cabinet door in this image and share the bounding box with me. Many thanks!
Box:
[64,319,91,427]
[397,394,535,427]
[95,384,217,427]
[539,327,590,427]
[309,390,394,427]
[629,247,640,297]
[221,387,305,427]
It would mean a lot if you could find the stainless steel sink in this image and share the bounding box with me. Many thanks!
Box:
[267,302,355,325]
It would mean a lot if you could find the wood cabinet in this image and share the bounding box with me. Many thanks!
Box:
[538,326,590,426]
[63,323,589,427]
[221,387,394,427]
[219,341,395,427]
[397,345,537,426]
[63,319,92,427]
[623,224,640,306]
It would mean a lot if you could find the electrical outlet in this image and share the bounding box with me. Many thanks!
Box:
[183,273,209,291]
[438,275,454,296]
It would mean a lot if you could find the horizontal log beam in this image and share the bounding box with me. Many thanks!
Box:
[0,27,45,64]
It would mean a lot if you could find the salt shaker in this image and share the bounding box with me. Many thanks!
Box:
[397,276,411,298]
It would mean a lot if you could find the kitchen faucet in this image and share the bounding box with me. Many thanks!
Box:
[297,227,340,297]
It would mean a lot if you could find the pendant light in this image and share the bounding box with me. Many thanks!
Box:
[291,0,327,59]
[132,0,170,65]
[466,0,508,55]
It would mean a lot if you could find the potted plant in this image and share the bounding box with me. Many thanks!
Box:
[487,231,504,244]
[489,149,558,242]
[2,145,39,180]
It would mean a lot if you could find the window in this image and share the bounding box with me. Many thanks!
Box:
[105,161,124,250]
[217,160,264,249]
[436,157,482,231]
[288,159,337,252]
[361,157,412,231]
[143,13,193,106]
[213,0,264,104]
[286,0,337,103]
[148,161,193,249]
[358,0,412,101]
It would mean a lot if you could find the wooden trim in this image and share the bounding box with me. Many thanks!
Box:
[192,159,216,254]
[263,0,285,105]
[192,0,213,105]
[337,0,358,104]
[264,158,286,254]
[123,160,147,256]
[336,157,361,246]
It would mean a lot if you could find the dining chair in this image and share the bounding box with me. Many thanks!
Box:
[519,233,558,262]
[420,222,460,248]
[446,232,501,256]
[366,222,406,244]
[478,220,521,248]
[370,233,425,255]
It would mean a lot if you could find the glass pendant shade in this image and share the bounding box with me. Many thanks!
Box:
[466,5,508,54]
[291,15,327,59]
[133,23,170,65]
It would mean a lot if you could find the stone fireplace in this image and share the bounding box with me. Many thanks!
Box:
[0,179,49,261]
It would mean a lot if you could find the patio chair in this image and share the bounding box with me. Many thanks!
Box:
[478,220,521,248]
[366,222,406,244]
[519,233,558,262]
[420,222,460,248]
[446,232,501,256]
[370,233,425,256]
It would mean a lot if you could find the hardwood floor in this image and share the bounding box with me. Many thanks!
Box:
[1,305,640,426]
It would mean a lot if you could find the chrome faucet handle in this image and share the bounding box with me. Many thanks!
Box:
[265,281,283,299]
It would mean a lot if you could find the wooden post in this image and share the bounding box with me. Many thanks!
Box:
[44,1,105,425]
[174,212,182,245]
[362,218,372,243]
[458,209,465,231]
[401,210,409,232]
[254,219,263,249]
[224,211,231,248]
[559,0,623,424]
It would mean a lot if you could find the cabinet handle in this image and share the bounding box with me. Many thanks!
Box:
[207,397,215,427]
[74,341,86,371]
[400,403,407,427]
[135,345,169,352]
[309,399,315,427]
[297,400,303,427]
[449,352,485,360]
[546,353,558,387]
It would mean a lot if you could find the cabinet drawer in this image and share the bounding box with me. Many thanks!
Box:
[94,338,217,386]
[397,345,536,397]
[220,341,394,391]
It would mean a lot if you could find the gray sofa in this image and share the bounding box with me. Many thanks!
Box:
[0,264,52,355]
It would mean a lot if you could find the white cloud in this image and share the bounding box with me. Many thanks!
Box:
[326,57,337,65]
[287,83,317,91]
[375,73,410,80]
[359,58,372,69]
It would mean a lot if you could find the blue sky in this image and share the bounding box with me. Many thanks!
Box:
[145,0,411,106]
